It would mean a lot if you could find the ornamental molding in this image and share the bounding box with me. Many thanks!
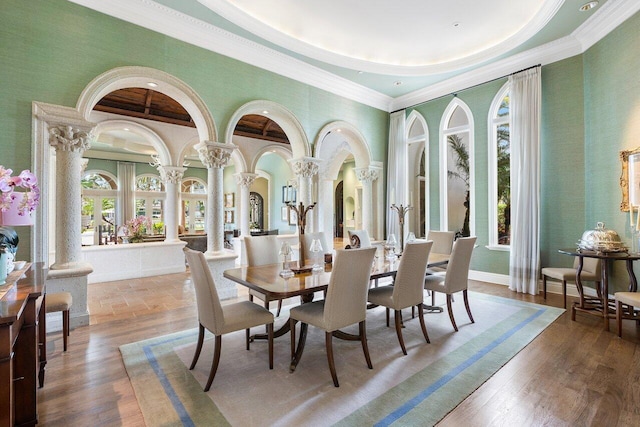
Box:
[235,172,258,187]
[48,125,94,153]
[289,157,320,178]
[158,165,186,184]
[195,141,234,169]
[355,168,379,183]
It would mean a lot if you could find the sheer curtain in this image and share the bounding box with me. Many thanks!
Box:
[508,66,541,295]
[117,162,136,228]
[386,111,407,240]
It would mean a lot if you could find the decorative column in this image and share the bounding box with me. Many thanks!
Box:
[49,125,94,270]
[356,167,379,239]
[289,157,320,232]
[196,141,234,255]
[157,165,186,242]
[235,173,257,237]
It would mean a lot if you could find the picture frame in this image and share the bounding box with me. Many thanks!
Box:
[282,185,296,204]
[281,206,289,222]
[288,208,297,226]
[620,147,640,211]
[224,210,234,224]
[224,193,235,208]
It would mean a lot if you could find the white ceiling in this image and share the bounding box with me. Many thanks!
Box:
[70,0,639,111]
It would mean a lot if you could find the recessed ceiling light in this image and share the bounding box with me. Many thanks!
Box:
[452,22,461,27]
[123,128,130,131]
[337,129,342,133]
[579,1,598,11]
[358,71,364,75]
[262,110,269,114]
[394,81,403,86]
[147,82,158,87]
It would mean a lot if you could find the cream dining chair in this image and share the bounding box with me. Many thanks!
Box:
[184,248,274,392]
[244,235,283,316]
[423,236,476,332]
[426,230,455,274]
[541,257,601,309]
[368,241,433,355]
[614,291,640,337]
[289,247,377,387]
[347,229,372,248]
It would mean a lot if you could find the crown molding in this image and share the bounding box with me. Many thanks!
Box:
[69,0,639,114]
[68,0,393,111]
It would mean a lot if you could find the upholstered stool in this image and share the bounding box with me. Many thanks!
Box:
[46,292,73,351]
[615,292,640,338]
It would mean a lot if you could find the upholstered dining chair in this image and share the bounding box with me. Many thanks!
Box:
[423,236,476,332]
[244,235,283,316]
[541,257,601,309]
[368,241,433,355]
[289,246,377,387]
[184,248,274,392]
[426,230,455,274]
[347,229,372,248]
[614,291,640,337]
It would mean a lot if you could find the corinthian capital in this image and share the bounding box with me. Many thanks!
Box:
[195,141,234,169]
[49,124,94,152]
[356,167,379,183]
[158,165,186,185]
[235,172,258,188]
[289,157,320,178]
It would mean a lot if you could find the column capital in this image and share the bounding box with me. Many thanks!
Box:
[157,165,187,185]
[289,157,321,178]
[235,172,258,188]
[355,167,379,183]
[48,124,95,153]
[195,141,234,169]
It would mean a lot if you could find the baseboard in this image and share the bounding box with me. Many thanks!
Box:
[469,270,599,298]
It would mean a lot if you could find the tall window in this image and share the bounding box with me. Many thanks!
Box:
[440,99,474,237]
[406,111,428,237]
[135,174,165,233]
[81,171,117,246]
[488,84,511,248]
[181,178,206,233]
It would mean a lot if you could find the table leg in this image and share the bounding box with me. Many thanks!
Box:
[251,292,316,341]
[626,259,638,292]
[602,259,610,331]
[289,322,308,372]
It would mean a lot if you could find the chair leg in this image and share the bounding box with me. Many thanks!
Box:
[447,294,458,332]
[562,281,567,309]
[246,329,250,350]
[325,331,339,387]
[386,307,390,327]
[268,323,274,369]
[290,318,296,360]
[417,304,430,343]
[359,320,373,370]
[249,293,254,302]
[543,275,547,299]
[204,335,222,392]
[62,309,70,351]
[431,290,436,306]
[190,323,205,370]
[412,306,415,319]
[394,310,407,355]
[277,300,282,317]
[463,290,474,324]
[617,299,623,337]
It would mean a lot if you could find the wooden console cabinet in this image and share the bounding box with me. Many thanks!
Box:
[0,263,46,426]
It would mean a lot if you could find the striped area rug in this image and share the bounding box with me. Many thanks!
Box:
[120,292,563,426]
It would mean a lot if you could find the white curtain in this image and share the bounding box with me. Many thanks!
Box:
[508,67,541,295]
[386,110,407,241]
[117,162,136,228]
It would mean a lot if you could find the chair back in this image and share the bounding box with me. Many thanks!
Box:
[184,248,224,334]
[393,241,433,308]
[348,229,372,248]
[572,256,601,276]
[427,230,455,255]
[302,232,330,255]
[323,247,376,331]
[244,235,280,266]
[442,236,476,293]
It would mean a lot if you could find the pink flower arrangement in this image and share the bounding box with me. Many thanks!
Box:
[0,166,40,215]
[126,216,151,242]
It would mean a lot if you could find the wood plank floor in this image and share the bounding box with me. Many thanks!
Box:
[38,272,640,426]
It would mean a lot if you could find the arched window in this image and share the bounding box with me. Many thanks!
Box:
[181,178,206,233]
[135,174,165,233]
[406,111,428,237]
[488,83,510,249]
[81,171,118,246]
[440,99,474,237]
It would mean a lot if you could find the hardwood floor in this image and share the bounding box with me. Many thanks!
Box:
[38,273,640,426]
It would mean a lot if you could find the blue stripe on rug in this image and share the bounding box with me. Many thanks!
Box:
[375,308,546,427]
[143,333,198,427]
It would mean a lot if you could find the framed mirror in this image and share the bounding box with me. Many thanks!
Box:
[620,147,640,211]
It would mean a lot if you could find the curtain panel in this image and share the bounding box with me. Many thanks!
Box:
[386,111,407,241]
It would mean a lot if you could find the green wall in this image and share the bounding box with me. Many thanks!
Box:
[0,0,387,258]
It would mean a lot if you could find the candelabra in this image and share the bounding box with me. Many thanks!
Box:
[390,203,413,254]
[287,201,316,273]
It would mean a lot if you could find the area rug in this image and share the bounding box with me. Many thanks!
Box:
[120,292,564,426]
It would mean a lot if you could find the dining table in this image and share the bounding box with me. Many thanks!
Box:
[223,251,451,340]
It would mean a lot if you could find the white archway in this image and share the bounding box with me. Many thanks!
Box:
[94,119,172,166]
[406,110,429,236]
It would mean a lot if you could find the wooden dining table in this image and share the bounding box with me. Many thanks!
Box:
[223,252,450,340]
